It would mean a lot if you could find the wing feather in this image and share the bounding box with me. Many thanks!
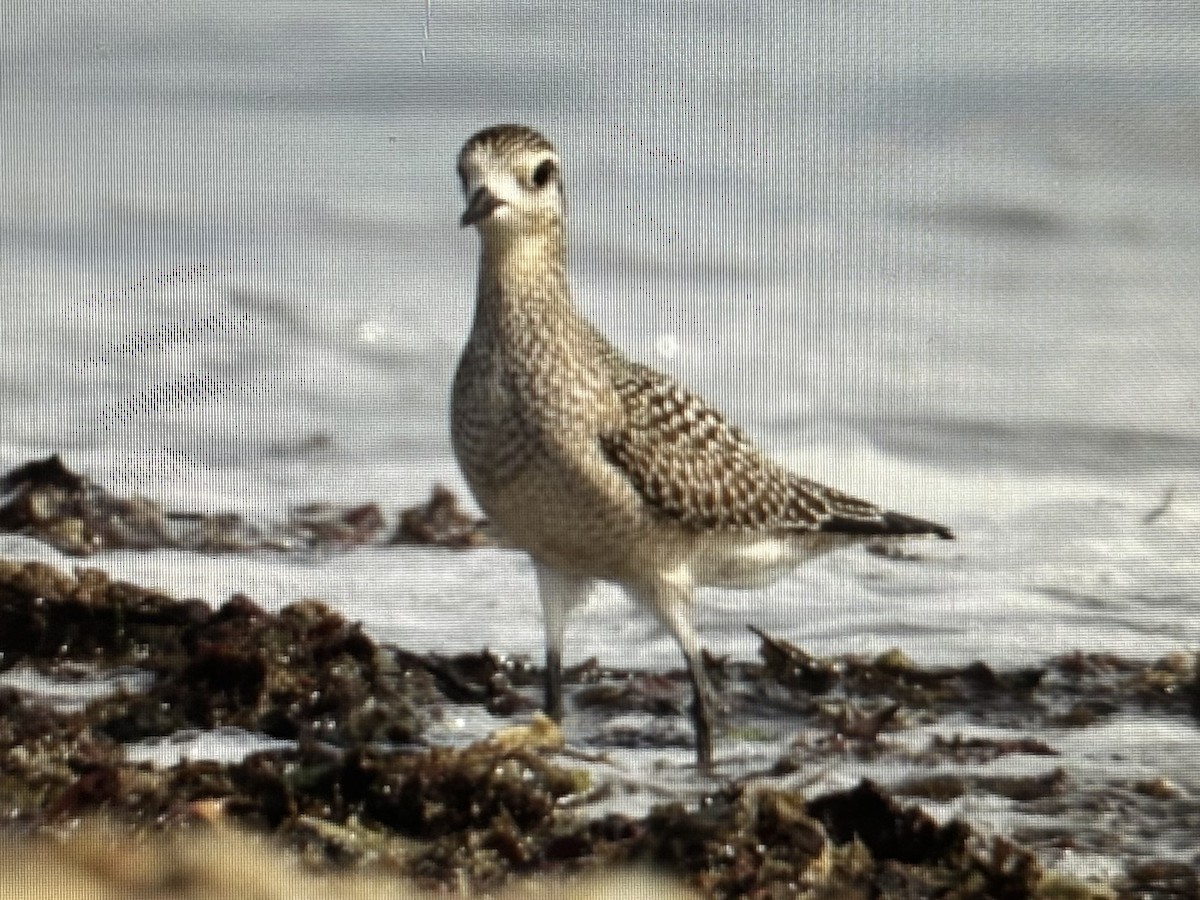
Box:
[598,364,888,533]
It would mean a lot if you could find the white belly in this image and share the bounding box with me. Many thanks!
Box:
[690,531,854,590]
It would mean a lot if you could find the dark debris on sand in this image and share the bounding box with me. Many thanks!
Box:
[0,455,486,555]
[1,557,1196,898]
[389,483,490,549]
[0,559,431,745]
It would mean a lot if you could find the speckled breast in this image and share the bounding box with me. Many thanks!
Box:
[450,339,669,579]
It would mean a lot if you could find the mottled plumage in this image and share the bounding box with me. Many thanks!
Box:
[451,124,952,770]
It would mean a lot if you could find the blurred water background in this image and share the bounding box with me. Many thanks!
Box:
[3,0,1200,876]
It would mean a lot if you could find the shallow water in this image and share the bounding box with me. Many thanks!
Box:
[3,0,1200,879]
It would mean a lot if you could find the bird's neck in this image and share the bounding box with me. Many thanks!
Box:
[471,227,574,337]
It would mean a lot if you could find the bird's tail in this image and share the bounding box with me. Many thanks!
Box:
[821,509,954,540]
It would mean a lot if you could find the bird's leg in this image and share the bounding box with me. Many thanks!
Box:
[534,564,594,723]
[683,644,716,773]
[639,576,719,773]
[545,645,564,721]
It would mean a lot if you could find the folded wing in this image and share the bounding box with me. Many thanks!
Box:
[598,363,952,540]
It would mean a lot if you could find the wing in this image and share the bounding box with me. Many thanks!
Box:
[597,363,899,534]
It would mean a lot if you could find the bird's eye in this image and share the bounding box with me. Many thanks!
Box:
[531,159,556,189]
[456,164,469,191]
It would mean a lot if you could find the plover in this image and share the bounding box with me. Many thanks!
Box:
[451,124,952,770]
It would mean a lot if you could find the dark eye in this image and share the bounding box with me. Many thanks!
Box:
[531,159,556,188]
[456,164,469,190]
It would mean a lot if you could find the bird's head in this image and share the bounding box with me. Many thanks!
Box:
[457,125,564,239]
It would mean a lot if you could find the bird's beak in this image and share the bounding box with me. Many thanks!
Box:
[460,186,505,228]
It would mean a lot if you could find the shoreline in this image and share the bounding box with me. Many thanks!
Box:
[1,455,1197,896]
[0,554,1195,897]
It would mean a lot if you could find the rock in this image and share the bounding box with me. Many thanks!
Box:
[391,484,489,549]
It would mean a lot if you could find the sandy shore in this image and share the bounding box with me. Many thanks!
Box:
[2,555,1194,898]
[0,458,1196,897]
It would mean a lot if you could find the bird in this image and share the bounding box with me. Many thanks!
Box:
[450,124,953,771]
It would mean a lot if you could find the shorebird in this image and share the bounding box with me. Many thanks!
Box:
[451,124,952,770]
